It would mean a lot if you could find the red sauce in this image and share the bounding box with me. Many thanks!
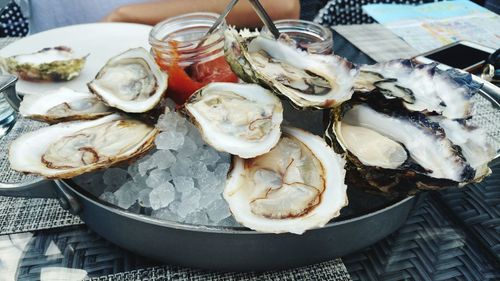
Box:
[156,41,239,105]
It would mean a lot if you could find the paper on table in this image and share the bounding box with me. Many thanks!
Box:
[334,24,419,62]
[363,0,500,53]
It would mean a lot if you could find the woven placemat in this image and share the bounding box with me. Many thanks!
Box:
[343,194,500,281]
[89,259,351,281]
[0,195,82,235]
[8,225,350,281]
[0,116,46,184]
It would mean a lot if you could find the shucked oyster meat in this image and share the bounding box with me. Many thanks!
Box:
[2,46,87,81]
[9,114,158,179]
[19,87,112,123]
[185,82,283,158]
[224,28,358,109]
[224,127,347,234]
[88,47,168,113]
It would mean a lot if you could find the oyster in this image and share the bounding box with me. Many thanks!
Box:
[224,127,347,234]
[185,82,283,158]
[354,60,476,119]
[19,87,112,123]
[88,48,168,113]
[326,89,496,194]
[2,46,87,81]
[9,114,158,179]
[224,28,358,109]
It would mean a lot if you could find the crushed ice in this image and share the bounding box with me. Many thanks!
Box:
[94,99,237,227]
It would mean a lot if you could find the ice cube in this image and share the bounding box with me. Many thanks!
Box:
[190,161,208,179]
[196,173,220,192]
[173,176,195,193]
[137,188,153,208]
[199,148,221,167]
[146,168,172,188]
[99,192,118,205]
[206,199,232,223]
[138,155,154,176]
[181,187,201,208]
[114,182,138,209]
[170,157,192,177]
[176,138,198,159]
[152,150,176,170]
[149,182,176,210]
[184,211,209,225]
[215,162,230,179]
[152,207,178,221]
[199,192,221,209]
[155,131,185,150]
[218,216,240,227]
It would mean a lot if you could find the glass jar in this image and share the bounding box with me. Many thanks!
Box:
[149,12,238,104]
[262,19,333,55]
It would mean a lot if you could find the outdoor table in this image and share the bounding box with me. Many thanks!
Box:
[0,26,498,281]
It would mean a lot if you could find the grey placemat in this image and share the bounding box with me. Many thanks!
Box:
[0,195,82,235]
[343,194,500,281]
[0,116,46,184]
[89,259,351,281]
[470,94,500,151]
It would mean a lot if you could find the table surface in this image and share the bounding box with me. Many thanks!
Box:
[0,30,499,281]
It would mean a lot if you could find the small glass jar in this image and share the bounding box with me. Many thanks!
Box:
[262,19,333,55]
[149,12,238,104]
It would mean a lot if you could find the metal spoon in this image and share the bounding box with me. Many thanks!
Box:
[196,0,240,48]
[248,0,280,39]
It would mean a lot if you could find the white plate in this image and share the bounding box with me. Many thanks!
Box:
[0,23,152,95]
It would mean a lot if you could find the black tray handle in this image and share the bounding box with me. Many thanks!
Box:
[0,179,59,198]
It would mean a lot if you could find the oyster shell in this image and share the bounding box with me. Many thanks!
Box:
[326,88,496,195]
[19,87,112,123]
[354,60,477,119]
[2,46,87,81]
[185,82,283,158]
[9,114,158,179]
[224,127,347,234]
[88,48,168,113]
[224,28,358,109]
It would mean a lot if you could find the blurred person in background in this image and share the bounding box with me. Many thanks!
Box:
[103,0,300,27]
[27,0,299,34]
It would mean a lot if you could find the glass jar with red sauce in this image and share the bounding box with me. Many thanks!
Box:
[149,12,239,105]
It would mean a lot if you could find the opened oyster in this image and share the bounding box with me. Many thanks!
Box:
[19,87,112,123]
[88,47,168,113]
[9,114,158,179]
[185,82,283,158]
[327,64,496,194]
[354,60,473,119]
[224,28,358,109]
[2,46,87,81]
[224,127,347,234]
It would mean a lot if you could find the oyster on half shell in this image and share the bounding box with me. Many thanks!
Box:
[224,28,358,109]
[2,46,87,81]
[9,114,158,179]
[19,87,112,123]
[326,90,496,195]
[224,127,347,234]
[88,47,168,113]
[185,82,283,158]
